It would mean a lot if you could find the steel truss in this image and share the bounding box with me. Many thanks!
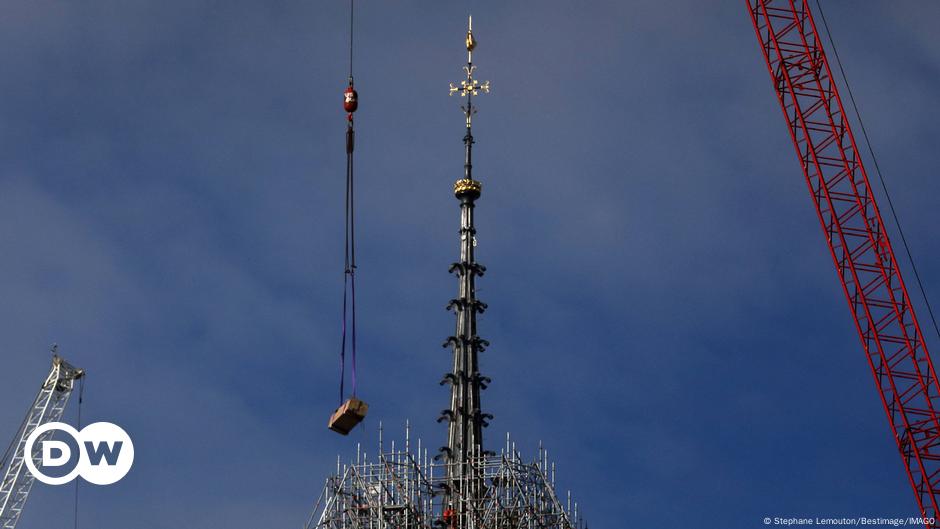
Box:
[747,1,940,523]
[0,355,84,529]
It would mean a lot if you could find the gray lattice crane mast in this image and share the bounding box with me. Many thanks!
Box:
[0,355,84,529]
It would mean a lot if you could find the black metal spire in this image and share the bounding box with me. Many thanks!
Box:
[439,15,491,519]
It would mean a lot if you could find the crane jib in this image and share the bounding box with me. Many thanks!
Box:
[746,1,940,526]
[0,356,84,529]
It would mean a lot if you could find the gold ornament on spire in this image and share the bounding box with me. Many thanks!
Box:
[450,15,487,199]
[449,16,490,106]
[466,15,477,52]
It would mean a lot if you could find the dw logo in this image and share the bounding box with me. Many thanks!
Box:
[24,422,134,485]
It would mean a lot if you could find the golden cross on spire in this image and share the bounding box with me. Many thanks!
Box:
[449,15,490,121]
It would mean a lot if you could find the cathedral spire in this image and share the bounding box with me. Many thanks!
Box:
[440,15,492,517]
[308,16,586,529]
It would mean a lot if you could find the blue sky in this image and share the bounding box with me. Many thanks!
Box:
[1,1,940,527]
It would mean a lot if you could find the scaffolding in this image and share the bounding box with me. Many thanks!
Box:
[304,426,585,529]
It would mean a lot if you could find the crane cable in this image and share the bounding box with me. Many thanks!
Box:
[339,0,359,404]
[73,375,84,529]
[814,0,940,347]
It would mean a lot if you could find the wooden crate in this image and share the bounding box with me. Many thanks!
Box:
[328,397,369,435]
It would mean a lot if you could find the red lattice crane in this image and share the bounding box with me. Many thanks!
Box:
[746,1,940,524]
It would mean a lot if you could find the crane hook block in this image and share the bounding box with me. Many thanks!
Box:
[328,397,368,435]
[343,85,358,114]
